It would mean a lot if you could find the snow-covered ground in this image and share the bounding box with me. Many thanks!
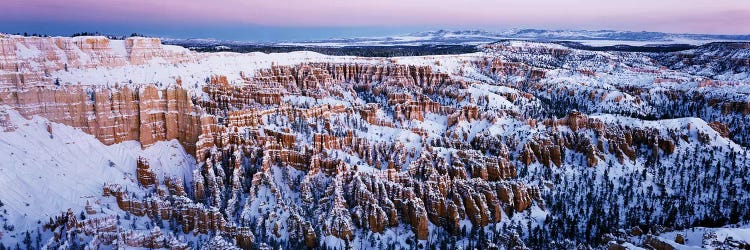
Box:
[626,224,750,249]
[0,106,195,234]
[52,50,367,92]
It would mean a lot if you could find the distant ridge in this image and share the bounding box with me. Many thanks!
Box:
[166,29,750,47]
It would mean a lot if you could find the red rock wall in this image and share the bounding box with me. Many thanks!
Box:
[0,85,205,154]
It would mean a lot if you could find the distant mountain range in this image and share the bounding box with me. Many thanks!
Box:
[276,29,750,47]
[164,29,750,48]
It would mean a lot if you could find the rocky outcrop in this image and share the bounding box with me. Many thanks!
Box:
[136,157,157,188]
[0,35,194,88]
[475,58,547,81]
[43,209,191,249]
[0,107,16,132]
[103,184,255,245]
[0,85,205,154]
[644,235,676,250]
[448,105,479,126]
[675,234,685,245]
[708,121,731,138]
[517,111,679,167]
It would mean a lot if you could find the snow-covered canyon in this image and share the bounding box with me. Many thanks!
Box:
[0,34,748,249]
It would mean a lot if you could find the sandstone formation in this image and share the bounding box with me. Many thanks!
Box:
[0,35,194,88]
[0,85,204,153]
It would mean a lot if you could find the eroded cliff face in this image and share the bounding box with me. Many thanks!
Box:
[0,85,204,153]
[0,36,194,88]
[0,35,207,154]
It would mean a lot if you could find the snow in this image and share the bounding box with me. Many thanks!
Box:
[392,53,484,76]
[108,40,128,59]
[0,106,195,232]
[282,95,356,108]
[591,114,745,151]
[655,224,750,249]
[271,29,750,47]
[161,44,190,53]
[464,84,517,111]
[14,42,42,60]
[555,38,741,46]
[415,113,448,141]
[51,50,370,93]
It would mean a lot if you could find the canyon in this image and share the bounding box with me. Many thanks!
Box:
[0,34,749,249]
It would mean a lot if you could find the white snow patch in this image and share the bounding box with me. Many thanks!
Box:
[0,106,195,232]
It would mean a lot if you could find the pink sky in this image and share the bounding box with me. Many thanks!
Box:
[3,0,749,34]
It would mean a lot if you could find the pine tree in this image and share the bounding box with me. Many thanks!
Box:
[23,231,31,249]
[36,229,41,249]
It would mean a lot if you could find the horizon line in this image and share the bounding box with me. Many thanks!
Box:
[3,27,750,43]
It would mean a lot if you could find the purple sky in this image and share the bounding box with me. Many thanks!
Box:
[2,0,749,39]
